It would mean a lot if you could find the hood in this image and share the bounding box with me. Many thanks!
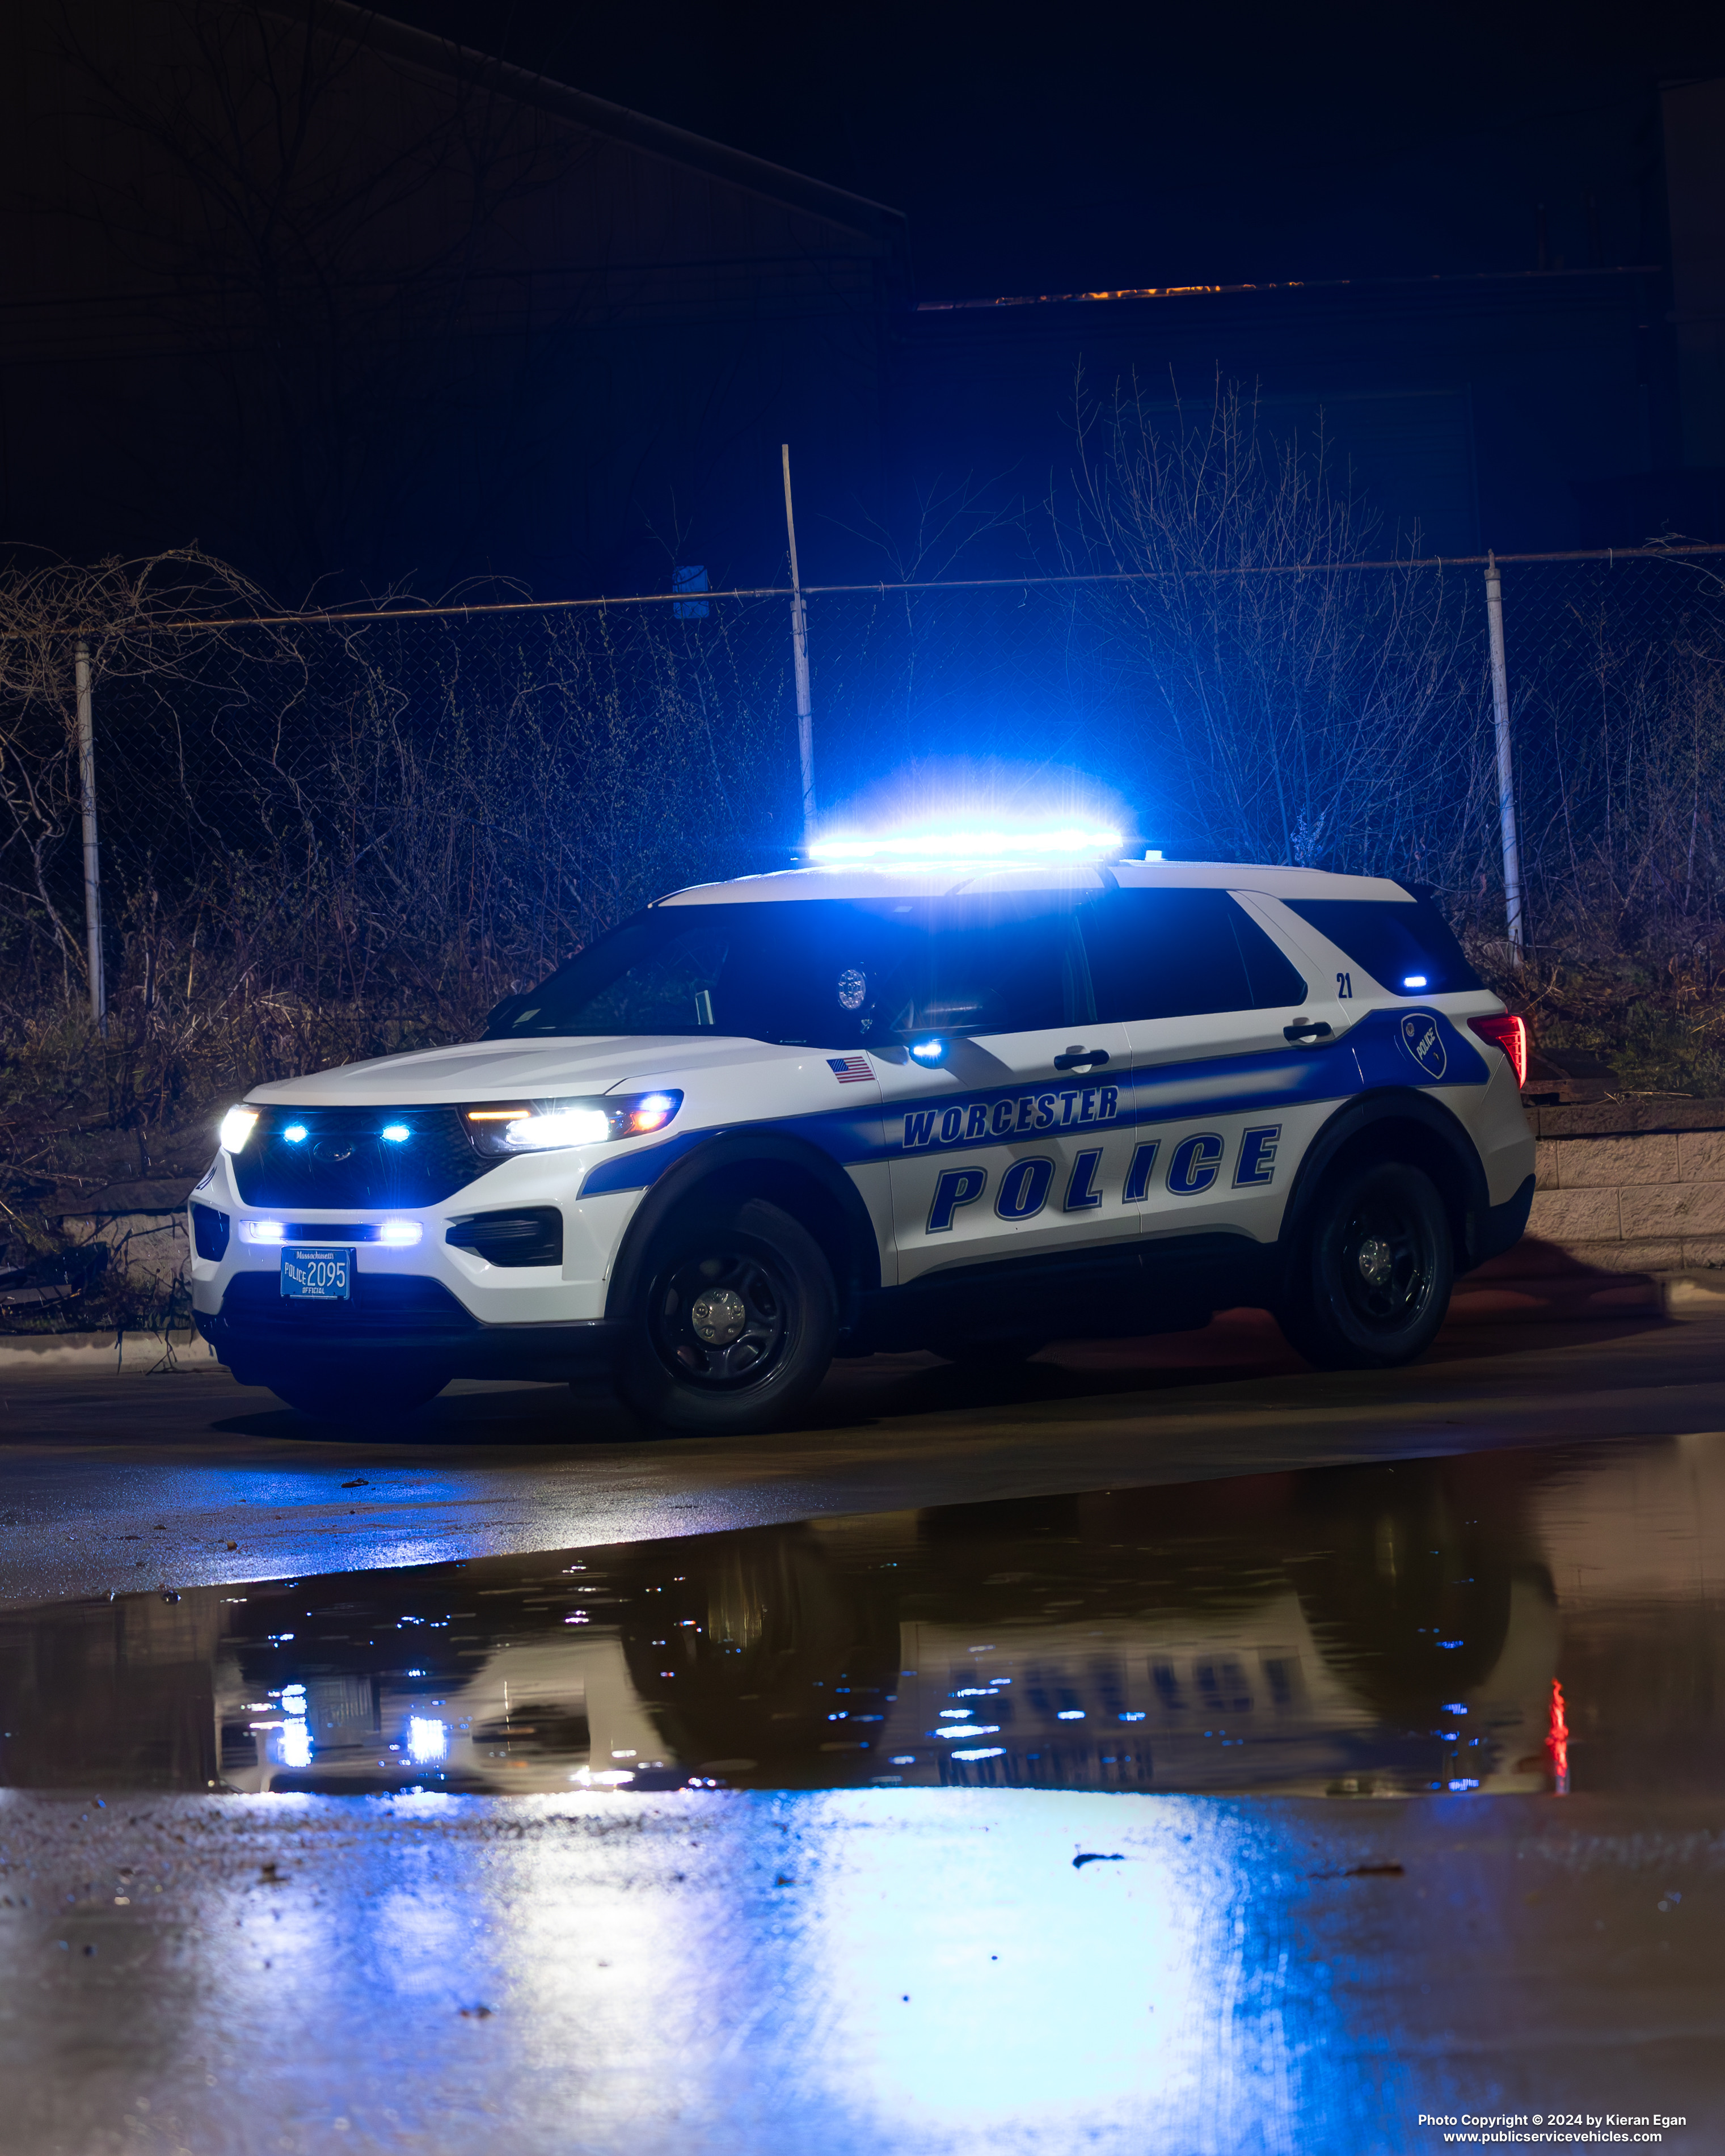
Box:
[248,1034,794,1108]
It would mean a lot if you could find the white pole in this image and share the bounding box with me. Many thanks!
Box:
[781,444,816,837]
[1484,550,1525,956]
[75,636,107,1033]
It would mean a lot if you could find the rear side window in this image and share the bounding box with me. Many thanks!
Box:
[1081,889,1308,1023]
[1281,895,1482,995]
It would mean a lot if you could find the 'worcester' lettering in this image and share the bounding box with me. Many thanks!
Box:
[900,1085,1122,1150]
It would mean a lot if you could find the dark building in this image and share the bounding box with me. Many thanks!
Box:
[2,3,1722,594]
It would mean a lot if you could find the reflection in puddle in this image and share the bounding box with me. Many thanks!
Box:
[4,1433,1722,1798]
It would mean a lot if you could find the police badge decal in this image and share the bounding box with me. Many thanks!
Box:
[1398,1012,1448,1080]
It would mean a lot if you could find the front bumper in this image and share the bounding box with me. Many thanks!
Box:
[189,1145,642,1382]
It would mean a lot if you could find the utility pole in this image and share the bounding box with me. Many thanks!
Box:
[781,444,816,836]
[1484,551,1525,957]
[75,637,107,1033]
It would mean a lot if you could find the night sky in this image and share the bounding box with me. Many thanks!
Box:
[394,0,1725,297]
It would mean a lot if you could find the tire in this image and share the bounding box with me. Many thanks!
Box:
[617,1196,838,1433]
[262,1367,449,1420]
[1276,1158,1453,1370]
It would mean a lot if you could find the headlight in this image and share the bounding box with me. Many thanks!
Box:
[219,1106,259,1153]
[462,1091,682,1158]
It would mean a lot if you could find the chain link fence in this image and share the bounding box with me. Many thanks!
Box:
[0,537,1718,1327]
[3,542,1724,1091]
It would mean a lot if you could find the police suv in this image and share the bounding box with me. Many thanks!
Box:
[189,859,1535,1429]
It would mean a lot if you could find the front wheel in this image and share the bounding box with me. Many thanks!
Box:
[1277,1159,1453,1370]
[617,1197,838,1433]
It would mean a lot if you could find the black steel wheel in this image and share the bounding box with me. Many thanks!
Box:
[618,1197,837,1432]
[1277,1158,1453,1370]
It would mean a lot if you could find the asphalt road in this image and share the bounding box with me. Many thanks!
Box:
[6,1302,1725,2153]
[3,1300,1723,1605]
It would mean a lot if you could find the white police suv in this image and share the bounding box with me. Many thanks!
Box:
[189,858,1534,1428]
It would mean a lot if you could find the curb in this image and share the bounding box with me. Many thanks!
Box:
[0,1328,217,1372]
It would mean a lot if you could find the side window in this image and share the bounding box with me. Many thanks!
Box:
[909,913,1091,1036]
[1281,896,1481,995]
[1230,906,1309,1008]
[1081,889,1306,1022]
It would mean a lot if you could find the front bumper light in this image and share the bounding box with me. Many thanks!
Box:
[462,1090,682,1158]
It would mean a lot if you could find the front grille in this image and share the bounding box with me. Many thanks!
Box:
[217,1270,480,1340]
[233,1106,489,1209]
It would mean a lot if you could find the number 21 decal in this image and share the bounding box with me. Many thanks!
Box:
[1336,971,1353,999]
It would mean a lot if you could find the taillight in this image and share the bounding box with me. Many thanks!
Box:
[1468,1012,1528,1087]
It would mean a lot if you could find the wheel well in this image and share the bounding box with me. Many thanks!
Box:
[1310,1116,1476,1258]
[629,1158,873,1311]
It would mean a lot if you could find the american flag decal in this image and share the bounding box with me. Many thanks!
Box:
[827,1054,874,1085]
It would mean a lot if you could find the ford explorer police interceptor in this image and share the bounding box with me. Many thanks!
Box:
[188,858,1535,1429]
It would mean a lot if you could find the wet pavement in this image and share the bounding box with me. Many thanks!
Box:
[2,1305,1722,1606]
[3,1309,1725,2150]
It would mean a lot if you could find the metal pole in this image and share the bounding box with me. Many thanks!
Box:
[781,444,816,836]
[1484,550,1525,956]
[75,637,106,1033]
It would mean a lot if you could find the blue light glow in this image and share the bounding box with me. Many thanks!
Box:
[1401,976,1428,990]
[1057,1710,1086,1721]
[933,1724,1001,1741]
[282,1123,308,1144]
[811,822,1123,867]
[910,1039,945,1062]
[951,1747,1006,1761]
[381,1123,411,1143]
[378,1220,423,1246]
[407,1716,448,1765]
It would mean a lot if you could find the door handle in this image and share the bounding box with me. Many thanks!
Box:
[1284,1019,1334,1043]
[1053,1047,1111,1070]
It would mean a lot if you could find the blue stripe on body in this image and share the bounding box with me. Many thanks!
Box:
[575,1009,1486,1195]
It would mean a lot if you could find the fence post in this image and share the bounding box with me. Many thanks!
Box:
[781,444,816,836]
[74,636,107,1033]
[1483,550,1525,956]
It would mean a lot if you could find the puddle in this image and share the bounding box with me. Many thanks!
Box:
[3,1433,1722,1798]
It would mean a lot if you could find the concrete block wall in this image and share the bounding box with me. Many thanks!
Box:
[1524,1104,1725,1272]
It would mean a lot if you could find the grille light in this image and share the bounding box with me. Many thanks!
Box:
[239,1219,286,1243]
[381,1124,410,1143]
[282,1123,309,1144]
[378,1220,423,1246]
[1401,974,1429,991]
[219,1106,259,1153]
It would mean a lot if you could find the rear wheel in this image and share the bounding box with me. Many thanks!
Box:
[617,1197,837,1433]
[1277,1158,1453,1369]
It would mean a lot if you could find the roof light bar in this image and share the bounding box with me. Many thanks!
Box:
[809,824,1124,866]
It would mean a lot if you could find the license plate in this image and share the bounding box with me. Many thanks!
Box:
[281,1246,353,1299]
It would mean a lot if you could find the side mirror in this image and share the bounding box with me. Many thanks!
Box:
[482,992,526,1036]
